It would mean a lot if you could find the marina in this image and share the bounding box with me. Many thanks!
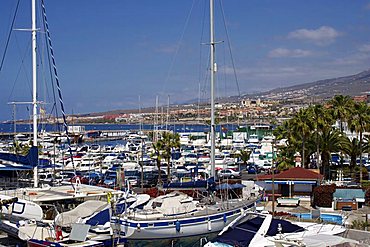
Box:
[1,0,370,246]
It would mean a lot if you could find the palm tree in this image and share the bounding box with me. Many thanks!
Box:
[274,119,302,167]
[329,95,353,132]
[318,128,345,179]
[348,102,370,183]
[152,140,164,185]
[341,137,363,179]
[239,149,251,167]
[276,158,293,171]
[291,108,313,168]
[310,104,334,171]
[160,132,180,183]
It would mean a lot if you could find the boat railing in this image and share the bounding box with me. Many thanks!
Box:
[0,177,31,192]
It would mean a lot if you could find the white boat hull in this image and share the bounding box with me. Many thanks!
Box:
[114,206,252,240]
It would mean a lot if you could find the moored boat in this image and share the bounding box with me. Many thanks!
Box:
[113,192,256,240]
[204,211,352,247]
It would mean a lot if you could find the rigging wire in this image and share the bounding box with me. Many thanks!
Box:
[41,0,76,175]
[161,0,197,94]
[37,34,52,124]
[219,0,241,97]
[8,37,33,102]
[198,0,208,116]
[222,41,227,99]
[0,0,20,74]
[40,2,60,131]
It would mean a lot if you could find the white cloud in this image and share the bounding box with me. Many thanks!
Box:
[288,26,341,45]
[268,48,312,58]
[358,44,370,52]
[223,65,302,78]
[332,53,370,65]
[155,44,179,53]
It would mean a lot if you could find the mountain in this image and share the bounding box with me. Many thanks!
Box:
[242,69,370,101]
[73,69,370,118]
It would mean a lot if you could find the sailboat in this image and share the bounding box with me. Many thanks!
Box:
[111,0,257,242]
[0,1,128,246]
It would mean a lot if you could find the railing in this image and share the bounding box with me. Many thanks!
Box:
[0,177,32,191]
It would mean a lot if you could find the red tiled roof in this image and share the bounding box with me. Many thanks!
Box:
[257,167,323,181]
[257,174,273,180]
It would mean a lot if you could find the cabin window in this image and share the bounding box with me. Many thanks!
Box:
[12,202,25,215]
[152,202,162,208]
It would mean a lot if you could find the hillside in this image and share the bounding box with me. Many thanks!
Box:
[76,69,370,117]
[246,69,370,101]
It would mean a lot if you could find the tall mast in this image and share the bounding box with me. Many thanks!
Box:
[210,0,216,178]
[138,95,142,132]
[154,95,159,142]
[32,0,38,187]
[166,95,170,131]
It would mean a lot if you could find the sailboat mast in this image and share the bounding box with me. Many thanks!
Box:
[210,0,216,178]
[32,0,38,187]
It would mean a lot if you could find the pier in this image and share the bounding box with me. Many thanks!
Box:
[0,129,133,143]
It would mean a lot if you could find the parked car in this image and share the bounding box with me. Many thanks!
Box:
[125,170,140,187]
[58,171,79,182]
[138,170,168,188]
[246,165,260,174]
[103,170,118,188]
[103,169,139,188]
[218,169,241,179]
[82,171,103,185]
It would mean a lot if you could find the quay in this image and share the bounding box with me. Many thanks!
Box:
[0,129,131,143]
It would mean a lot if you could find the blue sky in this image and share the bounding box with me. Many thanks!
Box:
[1,0,370,121]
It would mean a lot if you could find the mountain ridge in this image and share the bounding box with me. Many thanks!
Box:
[78,68,370,117]
[247,69,370,100]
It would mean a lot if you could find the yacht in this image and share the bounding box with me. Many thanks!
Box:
[204,211,354,247]
[113,192,256,241]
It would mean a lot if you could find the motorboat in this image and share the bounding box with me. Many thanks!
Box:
[204,211,354,247]
[0,183,125,239]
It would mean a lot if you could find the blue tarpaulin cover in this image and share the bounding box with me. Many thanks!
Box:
[214,216,304,246]
[0,146,38,170]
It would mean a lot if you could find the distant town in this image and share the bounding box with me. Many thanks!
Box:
[5,68,370,126]
[40,90,370,127]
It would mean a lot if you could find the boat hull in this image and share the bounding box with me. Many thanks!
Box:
[27,239,104,247]
[114,204,254,240]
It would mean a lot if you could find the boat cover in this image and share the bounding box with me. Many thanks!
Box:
[163,177,216,190]
[55,200,109,228]
[214,216,304,246]
[163,180,208,188]
[0,146,38,168]
[302,234,359,246]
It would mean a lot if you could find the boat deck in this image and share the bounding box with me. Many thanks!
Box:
[125,198,256,221]
[0,184,123,203]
